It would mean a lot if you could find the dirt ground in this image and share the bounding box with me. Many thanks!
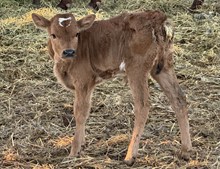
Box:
[0,0,219,168]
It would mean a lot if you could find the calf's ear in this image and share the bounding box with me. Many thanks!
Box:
[32,13,50,29]
[77,14,96,31]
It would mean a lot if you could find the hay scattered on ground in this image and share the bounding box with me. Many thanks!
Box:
[0,0,219,168]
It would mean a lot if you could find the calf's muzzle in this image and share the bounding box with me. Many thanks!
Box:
[62,49,76,58]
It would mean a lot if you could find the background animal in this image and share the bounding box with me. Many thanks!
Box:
[32,0,101,10]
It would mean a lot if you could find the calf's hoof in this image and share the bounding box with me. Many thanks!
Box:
[177,150,191,161]
[124,157,136,166]
[69,148,81,158]
[68,152,80,158]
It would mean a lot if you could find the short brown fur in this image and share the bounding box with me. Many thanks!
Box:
[32,11,192,165]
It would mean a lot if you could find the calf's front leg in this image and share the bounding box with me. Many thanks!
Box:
[69,84,94,157]
[124,69,150,166]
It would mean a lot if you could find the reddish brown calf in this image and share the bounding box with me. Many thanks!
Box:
[32,10,192,165]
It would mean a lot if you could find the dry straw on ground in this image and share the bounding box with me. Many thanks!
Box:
[0,0,220,168]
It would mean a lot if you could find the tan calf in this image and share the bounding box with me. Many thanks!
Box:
[32,10,192,165]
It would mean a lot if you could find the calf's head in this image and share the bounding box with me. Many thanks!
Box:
[32,13,96,61]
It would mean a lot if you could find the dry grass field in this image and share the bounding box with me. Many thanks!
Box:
[0,0,220,168]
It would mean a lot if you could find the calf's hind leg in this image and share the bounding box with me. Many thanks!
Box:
[151,66,192,159]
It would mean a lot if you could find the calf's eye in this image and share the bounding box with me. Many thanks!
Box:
[76,33,79,37]
[50,34,56,39]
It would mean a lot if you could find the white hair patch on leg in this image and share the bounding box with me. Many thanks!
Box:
[119,61,126,71]
[58,17,72,27]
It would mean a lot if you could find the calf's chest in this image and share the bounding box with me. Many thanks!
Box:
[53,63,75,90]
